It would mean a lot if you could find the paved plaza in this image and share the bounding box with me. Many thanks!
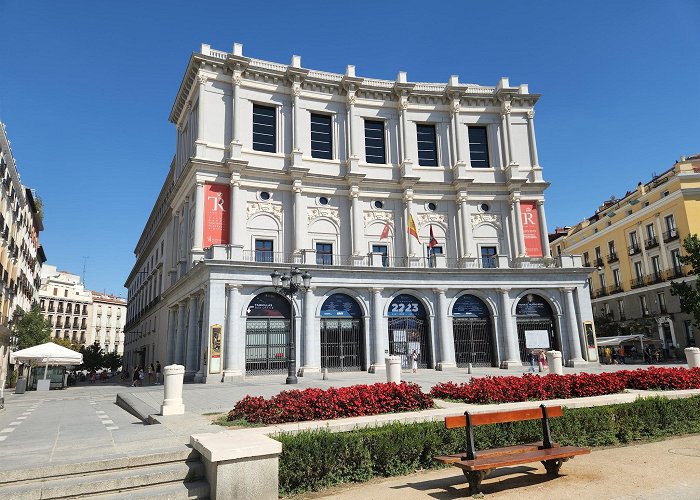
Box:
[0,360,693,497]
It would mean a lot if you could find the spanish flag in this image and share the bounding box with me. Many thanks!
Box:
[380,220,392,240]
[408,215,421,243]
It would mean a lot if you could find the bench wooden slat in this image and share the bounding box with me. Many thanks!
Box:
[445,406,563,429]
[433,441,557,464]
[453,446,590,471]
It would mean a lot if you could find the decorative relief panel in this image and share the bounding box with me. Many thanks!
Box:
[471,213,502,229]
[307,207,340,226]
[247,202,283,222]
[363,210,394,227]
[417,212,447,227]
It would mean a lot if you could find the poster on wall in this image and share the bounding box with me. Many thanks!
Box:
[203,184,230,247]
[520,201,543,257]
[584,320,598,361]
[525,330,550,349]
[209,324,222,374]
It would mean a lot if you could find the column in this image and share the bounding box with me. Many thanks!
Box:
[369,288,387,372]
[293,185,304,254]
[193,182,204,252]
[196,75,207,141]
[655,214,670,270]
[292,84,301,151]
[170,214,179,280]
[455,199,465,258]
[350,188,363,255]
[460,195,472,258]
[510,198,525,257]
[536,200,551,258]
[638,224,650,275]
[500,289,521,368]
[502,101,515,165]
[450,100,463,165]
[436,289,456,370]
[182,200,190,264]
[404,194,417,257]
[526,110,539,167]
[346,91,357,158]
[229,179,240,246]
[300,287,319,374]
[175,302,187,365]
[185,295,199,379]
[565,288,585,364]
[398,97,408,163]
[230,73,242,157]
[224,285,242,378]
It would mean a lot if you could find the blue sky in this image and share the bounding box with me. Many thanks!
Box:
[1,1,698,296]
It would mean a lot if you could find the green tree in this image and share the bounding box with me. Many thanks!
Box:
[79,343,105,371]
[12,304,51,350]
[670,234,700,328]
[53,337,81,352]
[103,351,122,372]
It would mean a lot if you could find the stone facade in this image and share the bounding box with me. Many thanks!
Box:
[124,43,594,381]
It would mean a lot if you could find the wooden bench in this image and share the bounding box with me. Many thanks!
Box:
[434,404,590,495]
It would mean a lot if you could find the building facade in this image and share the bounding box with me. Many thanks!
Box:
[549,155,700,353]
[0,122,46,384]
[90,292,126,355]
[39,265,92,346]
[124,43,594,382]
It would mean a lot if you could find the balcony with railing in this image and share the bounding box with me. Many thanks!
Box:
[607,284,624,295]
[630,276,647,289]
[606,252,619,264]
[592,288,608,299]
[663,229,679,243]
[645,236,659,250]
[594,258,604,268]
[664,267,685,280]
[648,272,664,284]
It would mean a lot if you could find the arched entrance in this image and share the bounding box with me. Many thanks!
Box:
[387,294,431,369]
[452,294,494,367]
[515,294,559,363]
[245,292,290,375]
[319,294,364,372]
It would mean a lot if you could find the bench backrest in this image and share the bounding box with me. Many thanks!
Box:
[445,406,563,429]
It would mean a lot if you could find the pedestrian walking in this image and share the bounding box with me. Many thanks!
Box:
[528,351,536,372]
[617,345,626,364]
[155,361,162,384]
[132,367,142,387]
[411,350,418,373]
[148,364,155,385]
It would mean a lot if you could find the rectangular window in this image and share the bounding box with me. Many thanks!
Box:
[608,240,616,254]
[685,320,695,343]
[671,249,682,275]
[481,246,497,268]
[651,256,661,276]
[364,120,386,164]
[310,113,332,159]
[468,126,490,168]
[599,273,607,289]
[604,303,611,316]
[315,242,333,265]
[646,223,656,240]
[613,269,621,287]
[634,261,643,280]
[427,245,443,267]
[583,252,590,267]
[252,104,276,153]
[664,214,676,232]
[371,244,389,267]
[657,292,667,313]
[254,239,273,262]
[416,124,437,166]
[617,300,625,320]
[640,295,649,316]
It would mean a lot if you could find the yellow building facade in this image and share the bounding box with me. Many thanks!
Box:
[550,154,700,355]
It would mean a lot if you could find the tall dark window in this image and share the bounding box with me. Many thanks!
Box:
[481,246,497,268]
[416,124,437,166]
[310,114,332,159]
[468,126,490,168]
[364,120,386,164]
[252,105,276,153]
[316,242,333,265]
[254,239,273,262]
[372,244,389,267]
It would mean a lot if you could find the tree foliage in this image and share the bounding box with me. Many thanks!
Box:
[670,234,700,328]
[52,337,81,352]
[12,304,51,350]
[79,343,105,371]
[104,351,122,371]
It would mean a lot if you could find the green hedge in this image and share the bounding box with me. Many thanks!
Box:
[276,396,700,496]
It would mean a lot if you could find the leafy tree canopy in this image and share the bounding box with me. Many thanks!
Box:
[12,304,51,350]
[53,337,81,352]
[79,343,105,371]
[670,234,700,328]
[104,351,122,372]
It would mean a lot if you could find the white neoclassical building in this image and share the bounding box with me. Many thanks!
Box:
[124,43,595,382]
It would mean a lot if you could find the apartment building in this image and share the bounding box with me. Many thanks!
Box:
[550,154,700,352]
[90,292,126,355]
[39,266,92,345]
[124,43,594,382]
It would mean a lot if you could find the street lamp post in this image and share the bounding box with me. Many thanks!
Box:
[270,267,311,385]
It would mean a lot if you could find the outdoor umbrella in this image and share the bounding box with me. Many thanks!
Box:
[10,342,83,380]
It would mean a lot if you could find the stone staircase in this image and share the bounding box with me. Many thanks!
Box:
[0,448,209,499]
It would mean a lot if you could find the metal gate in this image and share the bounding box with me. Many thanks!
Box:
[388,317,430,369]
[453,318,493,367]
[320,318,364,372]
[245,318,290,375]
[516,318,557,363]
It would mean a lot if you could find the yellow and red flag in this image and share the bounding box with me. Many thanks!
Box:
[380,220,392,240]
[408,215,421,243]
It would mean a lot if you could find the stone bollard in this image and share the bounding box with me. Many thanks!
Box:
[322,367,328,380]
[467,363,472,374]
[385,356,401,383]
[161,364,185,416]
[546,351,564,375]
[685,347,700,368]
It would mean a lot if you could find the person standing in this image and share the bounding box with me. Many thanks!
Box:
[131,367,140,387]
[155,361,162,385]
[617,345,626,364]
[148,364,155,385]
[411,350,418,373]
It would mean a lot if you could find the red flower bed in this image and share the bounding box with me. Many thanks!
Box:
[228,382,434,424]
[430,368,700,404]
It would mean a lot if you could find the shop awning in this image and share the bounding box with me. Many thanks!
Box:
[596,334,660,346]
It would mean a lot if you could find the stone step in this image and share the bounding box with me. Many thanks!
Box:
[91,479,210,499]
[0,447,198,484]
[1,460,205,499]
